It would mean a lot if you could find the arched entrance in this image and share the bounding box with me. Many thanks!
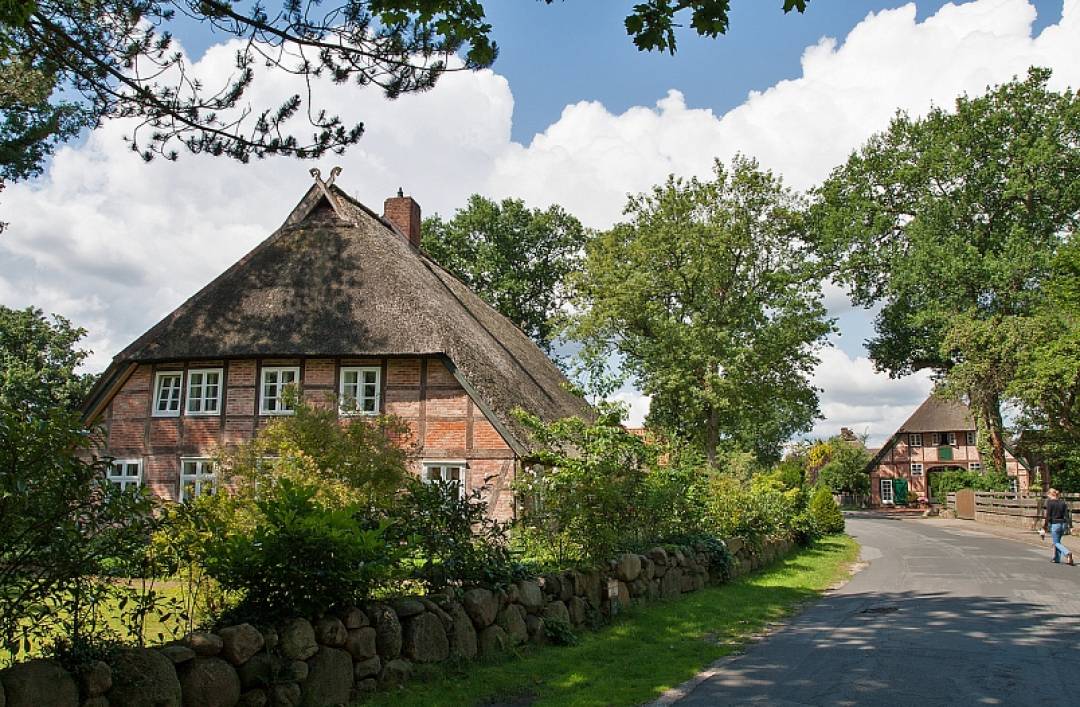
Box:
[927,465,966,501]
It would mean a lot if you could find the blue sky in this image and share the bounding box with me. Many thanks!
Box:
[3,0,1077,443]
[484,0,1063,142]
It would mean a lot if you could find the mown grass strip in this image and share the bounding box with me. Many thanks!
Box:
[361,534,860,706]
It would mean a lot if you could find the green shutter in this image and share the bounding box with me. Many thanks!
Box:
[938,445,953,461]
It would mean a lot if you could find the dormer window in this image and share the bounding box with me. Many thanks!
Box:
[153,371,183,417]
[260,366,299,415]
[340,366,381,415]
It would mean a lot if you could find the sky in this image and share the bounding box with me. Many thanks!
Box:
[2,0,1078,445]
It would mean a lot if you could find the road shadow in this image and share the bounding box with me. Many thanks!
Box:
[678,589,1080,705]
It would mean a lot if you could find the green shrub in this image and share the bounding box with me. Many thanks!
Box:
[513,406,656,564]
[808,486,844,534]
[202,479,392,620]
[543,617,579,646]
[1,407,166,666]
[395,480,525,589]
[929,470,1012,500]
[789,510,820,547]
[705,475,803,541]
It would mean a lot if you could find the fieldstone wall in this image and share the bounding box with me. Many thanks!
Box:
[0,536,796,707]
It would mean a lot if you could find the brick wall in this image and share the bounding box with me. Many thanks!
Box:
[95,355,520,520]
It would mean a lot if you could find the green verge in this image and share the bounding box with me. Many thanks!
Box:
[361,535,860,707]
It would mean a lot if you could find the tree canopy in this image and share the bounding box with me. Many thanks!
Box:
[0,0,811,187]
[570,156,832,465]
[813,68,1080,471]
[0,305,95,412]
[1009,238,1080,490]
[422,194,585,355]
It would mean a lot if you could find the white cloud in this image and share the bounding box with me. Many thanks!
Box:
[2,0,1076,434]
[808,345,935,445]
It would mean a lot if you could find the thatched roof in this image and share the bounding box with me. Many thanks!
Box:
[83,183,591,453]
[897,395,975,433]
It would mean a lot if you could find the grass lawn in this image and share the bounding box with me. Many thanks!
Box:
[0,581,190,666]
[361,535,859,706]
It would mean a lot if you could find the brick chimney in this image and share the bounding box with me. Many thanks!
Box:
[383,188,422,248]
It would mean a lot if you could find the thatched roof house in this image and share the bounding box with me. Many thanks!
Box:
[82,175,590,519]
[863,393,1029,506]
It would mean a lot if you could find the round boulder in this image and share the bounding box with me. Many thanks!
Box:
[516,580,544,612]
[76,660,112,698]
[369,604,402,659]
[185,631,223,657]
[541,600,570,625]
[312,616,347,648]
[462,588,499,628]
[278,619,318,661]
[568,597,587,625]
[616,553,642,582]
[344,627,377,660]
[497,605,528,646]
[158,645,196,665]
[300,647,352,707]
[270,683,301,707]
[353,656,381,681]
[378,659,412,690]
[219,624,265,666]
[235,654,271,690]
[402,612,450,663]
[0,659,78,707]
[477,625,508,658]
[107,648,182,707]
[390,598,425,619]
[178,657,240,707]
[340,607,368,629]
[446,602,478,660]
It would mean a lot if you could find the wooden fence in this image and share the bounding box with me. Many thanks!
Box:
[947,491,1080,530]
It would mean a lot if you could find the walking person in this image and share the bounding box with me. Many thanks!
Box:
[1044,488,1073,565]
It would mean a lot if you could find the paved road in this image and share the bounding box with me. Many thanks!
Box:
[673,516,1080,706]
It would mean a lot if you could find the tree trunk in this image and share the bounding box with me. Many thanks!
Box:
[705,405,719,468]
[972,393,1007,474]
[987,396,1008,474]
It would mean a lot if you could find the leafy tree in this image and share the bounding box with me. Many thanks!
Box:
[422,195,585,354]
[1009,238,1080,491]
[514,404,657,564]
[813,68,1080,471]
[0,406,163,665]
[217,390,412,513]
[0,305,94,413]
[570,156,832,465]
[815,437,871,495]
[1,0,809,185]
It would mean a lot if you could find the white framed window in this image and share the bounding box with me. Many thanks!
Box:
[106,459,142,491]
[909,433,922,447]
[966,431,976,446]
[1009,477,1019,493]
[180,458,216,502]
[153,371,183,417]
[880,478,894,504]
[947,432,957,446]
[339,366,381,415]
[186,368,223,415]
[260,366,300,415]
[969,462,982,472]
[910,463,923,476]
[422,461,466,497]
